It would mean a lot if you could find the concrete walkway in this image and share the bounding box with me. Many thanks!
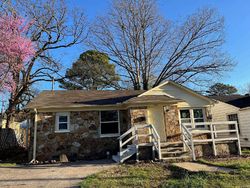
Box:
[0,160,116,188]
[173,162,234,173]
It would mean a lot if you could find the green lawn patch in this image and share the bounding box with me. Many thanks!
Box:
[198,157,250,170]
[80,158,250,188]
[0,163,16,167]
[242,149,250,155]
[80,163,170,188]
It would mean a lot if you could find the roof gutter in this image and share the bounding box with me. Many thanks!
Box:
[239,106,250,111]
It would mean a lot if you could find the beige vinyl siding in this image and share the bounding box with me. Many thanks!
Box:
[211,101,250,147]
[142,82,211,108]
[211,101,239,122]
[239,109,250,147]
[211,101,240,140]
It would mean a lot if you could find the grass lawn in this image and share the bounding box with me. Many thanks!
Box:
[80,158,250,188]
[0,163,16,167]
[242,149,250,155]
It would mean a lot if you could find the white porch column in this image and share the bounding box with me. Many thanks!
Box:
[31,108,38,163]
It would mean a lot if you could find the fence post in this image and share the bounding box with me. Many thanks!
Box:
[210,123,217,156]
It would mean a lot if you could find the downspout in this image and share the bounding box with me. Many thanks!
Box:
[30,108,38,164]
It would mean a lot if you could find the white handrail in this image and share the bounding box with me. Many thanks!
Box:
[117,124,161,162]
[149,124,162,160]
[118,127,135,140]
[181,121,242,161]
[183,121,238,127]
[180,123,195,160]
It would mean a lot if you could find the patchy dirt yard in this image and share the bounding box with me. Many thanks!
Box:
[80,158,250,188]
[0,160,116,188]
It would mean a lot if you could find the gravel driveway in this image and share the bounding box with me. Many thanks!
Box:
[0,160,116,188]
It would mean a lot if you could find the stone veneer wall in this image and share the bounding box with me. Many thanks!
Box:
[194,142,238,157]
[129,107,149,143]
[164,105,180,142]
[29,110,129,161]
[130,107,148,126]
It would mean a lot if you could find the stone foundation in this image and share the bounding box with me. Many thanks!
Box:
[30,110,129,161]
[194,142,238,158]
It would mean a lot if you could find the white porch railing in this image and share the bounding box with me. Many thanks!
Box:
[181,121,242,161]
[116,124,161,163]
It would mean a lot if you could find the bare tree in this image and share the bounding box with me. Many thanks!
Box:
[154,8,233,87]
[89,0,171,90]
[89,0,233,90]
[2,0,87,127]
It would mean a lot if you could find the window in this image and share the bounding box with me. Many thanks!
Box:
[179,108,205,129]
[193,109,205,128]
[227,114,240,134]
[100,110,120,137]
[55,112,70,132]
[180,109,192,128]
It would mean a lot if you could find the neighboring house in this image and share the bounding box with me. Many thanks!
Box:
[26,81,241,163]
[0,113,29,149]
[210,95,250,148]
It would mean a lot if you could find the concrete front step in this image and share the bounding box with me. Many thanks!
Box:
[161,141,183,148]
[161,151,189,157]
[162,155,191,162]
[160,142,191,161]
[161,147,183,153]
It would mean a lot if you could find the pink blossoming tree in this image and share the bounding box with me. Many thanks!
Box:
[0,15,34,93]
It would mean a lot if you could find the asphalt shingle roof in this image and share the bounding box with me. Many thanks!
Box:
[27,90,184,109]
[26,90,144,109]
[209,95,250,108]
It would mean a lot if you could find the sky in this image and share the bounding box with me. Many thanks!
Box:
[34,0,250,93]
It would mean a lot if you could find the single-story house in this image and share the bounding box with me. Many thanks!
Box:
[26,81,241,163]
[210,95,250,148]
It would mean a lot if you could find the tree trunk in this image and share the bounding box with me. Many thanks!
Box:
[5,99,15,129]
[133,82,141,90]
[143,82,148,90]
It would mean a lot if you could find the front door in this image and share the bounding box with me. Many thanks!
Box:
[164,105,181,142]
[147,105,166,142]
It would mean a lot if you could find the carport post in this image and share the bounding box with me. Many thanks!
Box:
[30,108,38,163]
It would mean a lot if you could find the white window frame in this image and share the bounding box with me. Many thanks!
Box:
[99,110,120,138]
[227,113,240,134]
[179,108,206,129]
[55,112,70,133]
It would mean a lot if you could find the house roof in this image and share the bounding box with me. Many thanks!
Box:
[27,81,214,110]
[209,95,250,108]
[26,90,144,109]
[209,94,243,103]
[227,96,250,108]
[124,95,184,104]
